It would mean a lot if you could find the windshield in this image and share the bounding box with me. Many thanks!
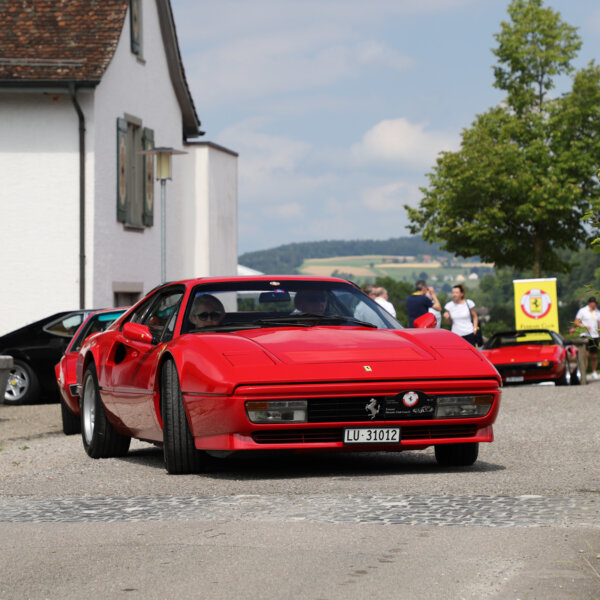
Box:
[181,280,401,333]
[485,330,557,349]
[71,310,126,352]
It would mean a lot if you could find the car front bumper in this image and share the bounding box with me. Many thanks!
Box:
[183,378,501,451]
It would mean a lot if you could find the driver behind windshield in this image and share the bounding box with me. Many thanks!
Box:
[294,290,328,315]
[189,294,225,328]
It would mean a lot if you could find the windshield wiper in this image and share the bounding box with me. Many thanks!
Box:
[189,322,262,332]
[255,314,377,328]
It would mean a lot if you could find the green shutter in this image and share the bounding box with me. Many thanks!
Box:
[130,0,141,55]
[116,118,128,223]
[142,127,154,227]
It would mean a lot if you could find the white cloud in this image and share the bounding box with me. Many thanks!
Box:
[272,203,304,219]
[351,118,459,169]
[184,34,413,107]
[217,118,336,206]
[173,1,476,44]
[361,181,421,213]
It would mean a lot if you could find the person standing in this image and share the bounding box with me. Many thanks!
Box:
[427,288,442,327]
[374,286,396,317]
[406,280,441,327]
[443,284,478,346]
[574,296,600,379]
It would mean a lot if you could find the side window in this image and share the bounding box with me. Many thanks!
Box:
[143,290,184,341]
[44,313,84,338]
[127,295,156,325]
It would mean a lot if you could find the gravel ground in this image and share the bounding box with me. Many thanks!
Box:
[1,384,599,600]
[0,383,598,499]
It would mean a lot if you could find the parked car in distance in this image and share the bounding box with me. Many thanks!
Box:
[481,329,580,385]
[2,310,95,404]
[77,276,502,474]
[55,308,127,434]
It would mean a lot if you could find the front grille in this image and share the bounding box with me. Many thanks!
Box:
[496,363,552,376]
[252,429,342,444]
[307,396,386,422]
[306,393,436,422]
[251,425,477,445]
[400,424,477,439]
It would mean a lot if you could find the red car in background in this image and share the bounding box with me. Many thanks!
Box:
[481,329,580,386]
[55,308,126,434]
[76,276,502,474]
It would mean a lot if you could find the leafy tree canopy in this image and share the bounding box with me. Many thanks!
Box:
[406,0,600,278]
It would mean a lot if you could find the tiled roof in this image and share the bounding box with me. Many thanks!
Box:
[0,0,129,81]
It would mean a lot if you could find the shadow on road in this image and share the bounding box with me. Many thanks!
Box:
[119,445,505,479]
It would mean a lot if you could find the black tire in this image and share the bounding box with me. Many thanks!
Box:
[570,363,582,386]
[81,363,130,458]
[4,359,40,404]
[435,442,479,467]
[61,398,81,435]
[161,359,203,474]
[556,366,571,386]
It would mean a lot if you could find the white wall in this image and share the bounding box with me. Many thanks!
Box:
[179,143,238,278]
[0,92,88,334]
[91,0,185,306]
[0,1,239,334]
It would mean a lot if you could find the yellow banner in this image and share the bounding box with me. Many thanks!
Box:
[513,278,559,332]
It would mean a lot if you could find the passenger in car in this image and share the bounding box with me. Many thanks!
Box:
[189,295,225,328]
[294,290,328,315]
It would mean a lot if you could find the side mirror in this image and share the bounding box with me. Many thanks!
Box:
[413,312,437,329]
[122,322,155,344]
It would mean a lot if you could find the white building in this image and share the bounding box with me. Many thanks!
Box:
[0,0,237,334]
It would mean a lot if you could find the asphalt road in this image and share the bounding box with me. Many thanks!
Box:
[1,383,599,599]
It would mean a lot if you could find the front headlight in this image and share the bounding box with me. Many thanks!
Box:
[246,400,308,424]
[434,395,493,418]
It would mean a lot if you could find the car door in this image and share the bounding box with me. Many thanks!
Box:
[108,287,184,440]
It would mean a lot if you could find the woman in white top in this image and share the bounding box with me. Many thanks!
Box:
[443,284,478,346]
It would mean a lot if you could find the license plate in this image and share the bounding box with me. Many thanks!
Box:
[506,376,524,382]
[343,428,400,444]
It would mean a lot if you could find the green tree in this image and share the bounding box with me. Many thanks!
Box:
[406,0,600,278]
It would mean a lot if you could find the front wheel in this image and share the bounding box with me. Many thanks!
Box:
[161,360,203,474]
[4,359,40,404]
[435,442,479,467]
[81,363,130,458]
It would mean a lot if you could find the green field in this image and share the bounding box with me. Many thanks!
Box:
[298,255,494,289]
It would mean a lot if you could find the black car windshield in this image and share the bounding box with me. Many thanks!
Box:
[71,310,126,352]
[484,330,558,349]
[181,280,401,333]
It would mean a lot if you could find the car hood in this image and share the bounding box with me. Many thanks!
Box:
[176,326,500,393]
[481,345,560,365]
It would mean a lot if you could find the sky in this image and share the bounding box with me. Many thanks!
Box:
[169,0,600,255]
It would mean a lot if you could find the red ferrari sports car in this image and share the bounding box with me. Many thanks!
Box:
[481,329,580,385]
[76,276,502,474]
[55,308,127,435]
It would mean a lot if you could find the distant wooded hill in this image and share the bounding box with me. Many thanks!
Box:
[238,236,449,274]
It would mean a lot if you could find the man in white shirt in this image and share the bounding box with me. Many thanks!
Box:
[574,296,600,379]
[374,286,396,317]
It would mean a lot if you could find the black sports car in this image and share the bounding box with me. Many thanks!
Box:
[1,310,94,404]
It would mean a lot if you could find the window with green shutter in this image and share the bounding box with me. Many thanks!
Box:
[142,127,154,226]
[130,0,142,57]
[116,117,154,228]
[116,118,128,223]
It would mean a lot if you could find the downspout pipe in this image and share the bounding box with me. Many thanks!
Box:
[69,84,86,309]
